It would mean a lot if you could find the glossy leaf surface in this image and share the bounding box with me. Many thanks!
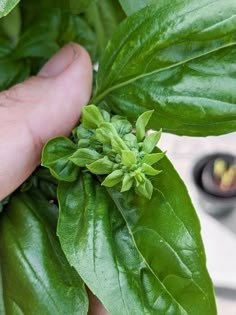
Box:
[57,174,184,314]
[0,191,88,315]
[94,1,236,136]
[42,137,79,182]
[0,0,19,18]
[108,151,217,314]
[57,164,216,314]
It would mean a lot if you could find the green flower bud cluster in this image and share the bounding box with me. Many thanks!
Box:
[70,105,165,199]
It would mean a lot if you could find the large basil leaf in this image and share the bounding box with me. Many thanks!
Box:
[57,174,186,314]
[57,168,216,314]
[85,0,125,58]
[0,191,88,315]
[0,0,19,18]
[93,0,236,136]
[107,151,217,314]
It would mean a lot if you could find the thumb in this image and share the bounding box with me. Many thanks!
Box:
[0,43,93,199]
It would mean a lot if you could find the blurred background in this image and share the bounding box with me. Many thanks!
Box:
[159,131,236,315]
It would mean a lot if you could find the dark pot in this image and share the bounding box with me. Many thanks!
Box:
[193,153,236,217]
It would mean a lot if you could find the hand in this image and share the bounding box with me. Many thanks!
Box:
[0,43,109,315]
[0,43,92,200]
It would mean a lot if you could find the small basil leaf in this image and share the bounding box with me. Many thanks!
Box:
[70,148,102,167]
[86,156,115,175]
[135,178,153,200]
[121,173,133,192]
[111,134,129,153]
[100,109,111,122]
[136,110,154,142]
[82,105,104,129]
[141,163,162,176]
[101,170,124,187]
[142,152,165,165]
[142,129,162,153]
[121,150,136,168]
[112,119,132,136]
[96,123,115,144]
[42,137,79,182]
[123,133,139,150]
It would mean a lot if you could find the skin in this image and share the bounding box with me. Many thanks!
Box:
[0,43,109,315]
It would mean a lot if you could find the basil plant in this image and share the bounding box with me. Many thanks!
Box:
[1,0,236,314]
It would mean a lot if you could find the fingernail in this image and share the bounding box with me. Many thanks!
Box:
[38,43,80,78]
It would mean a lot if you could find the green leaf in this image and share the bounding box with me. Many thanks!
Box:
[0,38,12,58]
[111,134,128,153]
[70,148,102,167]
[136,110,154,141]
[96,122,122,147]
[0,5,21,44]
[69,0,95,14]
[0,0,19,18]
[76,124,93,140]
[95,123,114,145]
[108,149,217,314]
[0,191,88,314]
[42,137,79,182]
[123,133,138,150]
[59,15,97,62]
[121,173,133,192]
[86,156,115,175]
[85,0,125,58]
[0,58,29,91]
[101,170,123,187]
[141,163,162,176]
[82,105,104,129]
[142,152,165,165]
[13,11,61,59]
[121,150,136,168]
[57,174,193,314]
[112,118,132,136]
[119,0,156,16]
[135,177,153,200]
[94,1,236,136]
[0,39,30,91]
[142,129,162,153]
